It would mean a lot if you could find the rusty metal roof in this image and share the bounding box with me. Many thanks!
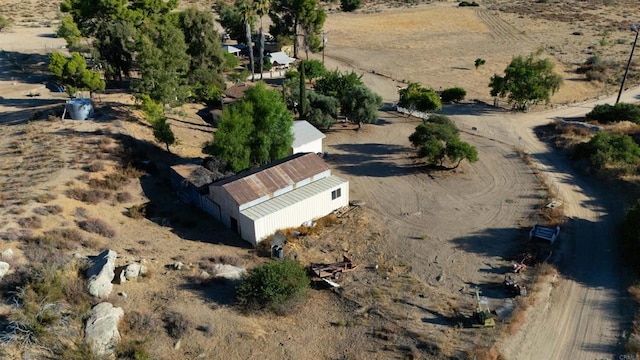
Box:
[212,153,330,206]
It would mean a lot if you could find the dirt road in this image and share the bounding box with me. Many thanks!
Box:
[321,40,640,357]
[445,91,640,359]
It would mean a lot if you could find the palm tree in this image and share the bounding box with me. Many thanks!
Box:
[239,0,255,81]
[255,0,270,80]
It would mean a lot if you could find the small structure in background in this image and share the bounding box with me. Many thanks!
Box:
[268,51,296,69]
[222,45,241,57]
[291,120,326,155]
[63,98,94,120]
[169,164,216,215]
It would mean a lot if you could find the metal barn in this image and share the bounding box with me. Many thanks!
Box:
[208,153,349,246]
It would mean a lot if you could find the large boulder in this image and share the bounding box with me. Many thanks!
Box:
[86,250,117,298]
[124,263,147,281]
[212,264,246,280]
[0,261,9,279]
[84,302,124,357]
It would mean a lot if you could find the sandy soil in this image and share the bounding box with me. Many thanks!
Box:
[1,1,639,359]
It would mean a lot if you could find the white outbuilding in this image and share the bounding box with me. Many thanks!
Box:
[292,120,326,155]
[205,153,349,246]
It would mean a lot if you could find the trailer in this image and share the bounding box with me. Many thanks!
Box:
[310,256,358,282]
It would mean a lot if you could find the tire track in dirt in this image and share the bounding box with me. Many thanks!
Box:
[476,8,531,43]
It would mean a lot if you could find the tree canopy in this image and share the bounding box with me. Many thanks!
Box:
[341,85,382,128]
[48,52,105,94]
[409,115,478,169]
[213,83,294,172]
[489,54,563,111]
[398,83,442,114]
[269,0,326,58]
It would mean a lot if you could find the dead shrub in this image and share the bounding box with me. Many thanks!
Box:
[126,204,147,219]
[33,205,63,216]
[206,255,241,266]
[122,311,159,338]
[536,262,557,277]
[88,172,129,191]
[116,192,133,203]
[74,207,88,218]
[20,229,82,264]
[34,193,57,204]
[18,215,42,229]
[86,162,105,172]
[163,311,192,339]
[77,218,116,238]
[465,346,506,360]
[8,207,26,215]
[66,187,111,204]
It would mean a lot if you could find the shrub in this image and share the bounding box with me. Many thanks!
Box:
[35,193,57,203]
[18,216,43,229]
[78,218,116,238]
[341,0,361,12]
[236,258,309,313]
[440,87,467,103]
[163,312,192,339]
[116,192,133,203]
[474,58,486,69]
[66,187,111,204]
[458,1,479,6]
[0,15,10,32]
[126,204,147,219]
[575,132,640,175]
[116,340,152,360]
[87,162,105,172]
[33,205,63,215]
[122,311,159,337]
[585,103,640,124]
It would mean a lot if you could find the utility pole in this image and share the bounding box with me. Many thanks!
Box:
[616,24,639,104]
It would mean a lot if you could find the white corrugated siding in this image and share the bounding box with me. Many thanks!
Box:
[240,176,349,245]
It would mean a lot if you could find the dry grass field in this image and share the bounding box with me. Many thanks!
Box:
[1,0,639,359]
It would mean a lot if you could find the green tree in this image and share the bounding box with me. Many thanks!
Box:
[299,59,325,82]
[489,54,563,111]
[398,83,442,115]
[585,103,640,124]
[474,58,486,70]
[216,0,254,43]
[213,83,294,171]
[440,87,466,103]
[176,8,226,103]
[236,258,309,313]
[213,101,255,171]
[134,21,190,105]
[307,91,338,129]
[139,94,176,152]
[93,20,137,82]
[152,117,176,153]
[341,85,382,129]
[57,15,82,50]
[445,139,478,168]
[269,0,326,58]
[409,115,477,168]
[314,69,363,109]
[48,52,105,94]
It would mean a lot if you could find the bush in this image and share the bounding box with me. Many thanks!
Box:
[66,187,111,204]
[163,311,192,339]
[77,218,116,238]
[236,258,309,313]
[458,1,479,6]
[126,204,147,219]
[585,103,640,124]
[575,132,640,175]
[341,0,361,12]
[18,216,43,229]
[0,15,11,32]
[440,87,467,103]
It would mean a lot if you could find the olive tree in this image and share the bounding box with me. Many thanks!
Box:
[489,54,563,111]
